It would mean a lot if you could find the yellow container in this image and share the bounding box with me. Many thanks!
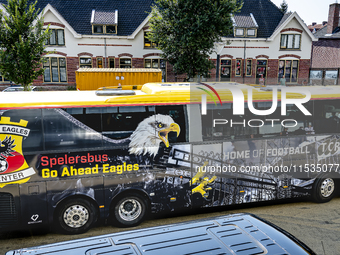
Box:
[76,68,162,91]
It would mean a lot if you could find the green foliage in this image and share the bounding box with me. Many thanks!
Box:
[0,0,51,90]
[280,0,288,14]
[148,0,242,80]
[67,85,76,90]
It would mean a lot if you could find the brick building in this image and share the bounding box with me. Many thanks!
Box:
[308,21,327,34]
[0,0,316,88]
[310,3,340,85]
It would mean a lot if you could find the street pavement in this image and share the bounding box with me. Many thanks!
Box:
[1,196,340,254]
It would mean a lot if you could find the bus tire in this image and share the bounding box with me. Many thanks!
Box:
[312,176,337,203]
[55,198,98,234]
[112,193,148,227]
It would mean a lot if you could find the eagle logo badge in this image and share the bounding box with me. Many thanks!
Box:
[0,117,36,188]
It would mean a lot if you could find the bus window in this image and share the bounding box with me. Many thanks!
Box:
[64,108,102,133]
[202,100,315,140]
[102,106,156,140]
[257,101,313,137]
[156,105,187,143]
[1,109,43,153]
[202,103,253,141]
[314,100,340,134]
[43,108,103,151]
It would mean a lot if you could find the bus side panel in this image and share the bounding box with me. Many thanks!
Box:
[103,146,192,216]
[45,176,104,224]
[19,182,47,228]
[0,185,21,231]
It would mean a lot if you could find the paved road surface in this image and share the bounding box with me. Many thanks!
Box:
[1,197,340,255]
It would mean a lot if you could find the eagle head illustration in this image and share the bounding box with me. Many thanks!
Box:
[129,114,180,157]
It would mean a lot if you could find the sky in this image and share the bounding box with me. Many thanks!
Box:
[270,0,338,26]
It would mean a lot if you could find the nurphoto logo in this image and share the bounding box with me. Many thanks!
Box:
[198,84,312,128]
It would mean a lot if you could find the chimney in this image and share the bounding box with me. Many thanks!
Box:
[322,21,328,26]
[327,3,340,34]
[312,22,316,26]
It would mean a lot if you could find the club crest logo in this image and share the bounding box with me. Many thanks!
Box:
[0,117,35,188]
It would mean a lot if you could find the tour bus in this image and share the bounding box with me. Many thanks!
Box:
[0,82,339,234]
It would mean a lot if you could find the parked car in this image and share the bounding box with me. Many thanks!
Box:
[5,213,316,255]
[2,85,36,92]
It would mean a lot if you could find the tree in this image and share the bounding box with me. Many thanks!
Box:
[280,0,288,14]
[148,0,242,81]
[0,0,51,90]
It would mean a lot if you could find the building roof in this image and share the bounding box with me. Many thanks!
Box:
[308,22,327,33]
[311,39,340,68]
[0,0,288,38]
[233,0,284,38]
[92,10,117,25]
[0,0,154,36]
[314,24,340,38]
[233,14,258,28]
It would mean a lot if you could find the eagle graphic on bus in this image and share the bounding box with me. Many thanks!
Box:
[128,114,180,156]
[56,108,181,157]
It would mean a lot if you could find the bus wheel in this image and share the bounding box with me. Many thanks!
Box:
[112,193,148,227]
[55,198,97,234]
[312,176,336,203]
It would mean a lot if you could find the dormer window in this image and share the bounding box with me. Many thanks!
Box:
[232,13,258,38]
[234,28,257,37]
[93,25,103,34]
[235,29,244,37]
[247,29,256,37]
[91,10,118,35]
[106,25,116,34]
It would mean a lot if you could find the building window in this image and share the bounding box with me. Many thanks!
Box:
[280,34,301,49]
[97,57,103,68]
[325,70,338,85]
[109,58,115,68]
[235,59,242,76]
[234,28,256,37]
[247,29,256,37]
[235,28,244,37]
[145,58,166,82]
[278,60,299,83]
[310,70,338,85]
[79,57,92,68]
[106,25,116,34]
[93,25,103,33]
[256,60,267,85]
[46,29,65,46]
[92,25,117,34]
[120,58,132,68]
[220,59,231,81]
[246,59,252,76]
[43,57,67,83]
[144,32,158,49]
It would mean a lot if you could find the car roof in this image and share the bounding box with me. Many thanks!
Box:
[5,213,315,255]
